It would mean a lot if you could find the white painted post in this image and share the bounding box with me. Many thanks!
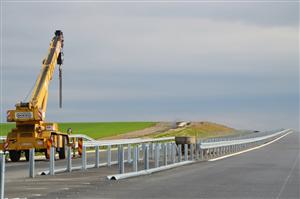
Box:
[95,146,99,168]
[0,152,5,199]
[133,146,138,172]
[67,146,72,172]
[29,148,35,178]
[107,145,111,167]
[50,147,55,175]
[82,146,87,170]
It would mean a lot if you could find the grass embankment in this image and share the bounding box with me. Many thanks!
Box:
[152,121,235,139]
[0,122,157,139]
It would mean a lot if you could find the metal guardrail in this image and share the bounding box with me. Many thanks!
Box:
[39,136,175,175]
[83,137,175,147]
[107,129,292,180]
[69,134,95,141]
[200,129,290,149]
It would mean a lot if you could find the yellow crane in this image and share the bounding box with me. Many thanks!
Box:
[5,30,69,162]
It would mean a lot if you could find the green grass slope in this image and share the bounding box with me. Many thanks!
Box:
[0,122,157,139]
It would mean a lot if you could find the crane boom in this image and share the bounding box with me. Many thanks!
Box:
[7,30,64,122]
[30,30,64,112]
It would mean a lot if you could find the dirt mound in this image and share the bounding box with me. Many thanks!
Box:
[98,122,172,140]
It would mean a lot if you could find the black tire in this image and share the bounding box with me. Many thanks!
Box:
[9,150,21,162]
[24,150,29,161]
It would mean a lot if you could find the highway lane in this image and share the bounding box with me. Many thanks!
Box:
[41,131,299,199]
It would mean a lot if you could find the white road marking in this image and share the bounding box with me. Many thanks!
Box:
[276,154,299,199]
[208,131,292,162]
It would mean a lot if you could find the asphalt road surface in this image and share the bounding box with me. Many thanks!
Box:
[4,131,299,199]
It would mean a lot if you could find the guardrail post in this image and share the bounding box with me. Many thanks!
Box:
[29,148,35,178]
[82,146,87,170]
[195,143,199,160]
[199,146,203,160]
[127,144,131,163]
[133,146,138,172]
[171,143,176,164]
[167,143,172,161]
[177,144,182,162]
[142,143,146,159]
[0,152,5,199]
[149,142,153,159]
[95,146,99,168]
[67,146,72,172]
[163,143,168,166]
[190,144,194,160]
[155,143,160,168]
[184,144,188,161]
[137,145,140,161]
[107,145,111,167]
[118,145,124,174]
[50,147,55,175]
[144,144,149,170]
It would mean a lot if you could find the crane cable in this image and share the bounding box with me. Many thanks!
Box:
[59,64,62,108]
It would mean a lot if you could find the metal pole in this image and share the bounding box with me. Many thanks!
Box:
[118,145,124,174]
[163,143,168,166]
[195,144,198,160]
[184,144,188,161]
[177,144,182,162]
[136,145,140,161]
[133,146,138,172]
[67,146,72,172]
[167,143,172,161]
[50,147,55,175]
[82,146,87,170]
[190,144,194,160]
[149,142,153,159]
[95,146,99,168]
[155,143,160,168]
[199,146,203,160]
[144,144,149,170]
[107,145,111,167]
[171,143,176,164]
[0,152,5,199]
[127,144,131,163]
[29,148,35,178]
[142,143,146,159]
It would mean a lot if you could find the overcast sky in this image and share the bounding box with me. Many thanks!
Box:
[1,1,299,131]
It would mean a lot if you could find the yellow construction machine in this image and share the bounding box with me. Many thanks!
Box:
[4,30,69,162]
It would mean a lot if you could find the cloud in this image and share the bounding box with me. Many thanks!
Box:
[1,3,299,130]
